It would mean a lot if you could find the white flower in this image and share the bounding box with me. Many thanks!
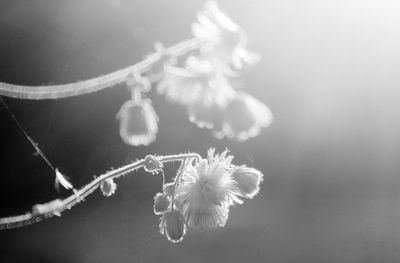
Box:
[187,98,224,130]
[173,149,261,230]
[116,98,159,146]
[159,210,186,243]
[100,178,117,197]
[215,92,273,141]
[192,1,260,72]
[157,56,235,106]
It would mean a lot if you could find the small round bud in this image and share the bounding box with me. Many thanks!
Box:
[153,193,170,215]
[143,155,163,174]
[100,178,117,197]
[159,210,186,243]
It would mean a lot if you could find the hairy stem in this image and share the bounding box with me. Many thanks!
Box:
[0,153,201,230]
[0,38,203,100]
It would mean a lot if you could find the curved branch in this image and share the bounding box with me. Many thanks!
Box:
[0,38,203,100]
[0,153,200,230]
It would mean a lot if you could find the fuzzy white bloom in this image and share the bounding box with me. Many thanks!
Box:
[159,210,186,243]
[215,92,273,141]
[173,149,261,230]
[100,178,117,197]
[116,99,159,146]
[157,56,235,106]
[192,1,260,73]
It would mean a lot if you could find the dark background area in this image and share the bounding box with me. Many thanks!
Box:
[0,0,399,262]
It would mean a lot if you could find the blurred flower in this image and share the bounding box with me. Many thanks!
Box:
[231,166,263,199]
[153,193,170,215]
[172,149,262,230]
[116,98,159,146]
[192,1,260,73]
[215,92,273,141]
[143,155,163,174]
[100,178,117,197]
[159,210,186,243]
[187,98,224,130]
[157,56,235,106]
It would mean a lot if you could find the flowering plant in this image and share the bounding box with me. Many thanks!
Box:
[0,1,272,145]
[0,2,269,243]
[0,150,263,243]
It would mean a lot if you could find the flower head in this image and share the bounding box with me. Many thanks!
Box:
[159,210,186,243]
[157,56,235,106]
[100,178,117,197]
[173,149,261,230]
[192,2,260,72]
[215,92,273,141]
[116,98,159,146]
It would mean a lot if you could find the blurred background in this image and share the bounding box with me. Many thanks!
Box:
[0,0,399,262]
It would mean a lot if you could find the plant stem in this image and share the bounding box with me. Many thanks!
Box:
[0,153,201,230]
[0,38,203,100]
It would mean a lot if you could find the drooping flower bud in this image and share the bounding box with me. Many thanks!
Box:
[153,193,170,215]
[231,166,263,199]
[100,178,117,197]
[143,155,163,174]
[159,210,186,243]
[116,98,159,146]
[221,92,273,141]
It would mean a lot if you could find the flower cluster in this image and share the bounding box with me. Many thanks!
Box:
[116,1,272,146]
[155,149,263,243]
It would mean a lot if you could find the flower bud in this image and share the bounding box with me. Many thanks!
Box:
[143,155,163,174]
[159,210,186,243]
[100,178,117,197]
[116,99,159,146]
[231,166,263,198]
[153,193,170,215]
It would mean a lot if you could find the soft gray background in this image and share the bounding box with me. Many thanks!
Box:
[0,0,399,262]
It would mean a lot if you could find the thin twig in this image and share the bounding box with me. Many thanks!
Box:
[0,38,203,100]
[0,153,201,230]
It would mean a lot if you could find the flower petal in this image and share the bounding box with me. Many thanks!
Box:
[184,203,230,230]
